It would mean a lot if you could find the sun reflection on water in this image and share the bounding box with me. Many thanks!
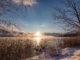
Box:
[35,31,42,46]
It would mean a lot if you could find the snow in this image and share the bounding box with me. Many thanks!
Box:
[24,47,80,60]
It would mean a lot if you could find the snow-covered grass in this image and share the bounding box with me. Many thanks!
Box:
[0,39,34,60]
[24,47,80,60]
[0,36,80,60]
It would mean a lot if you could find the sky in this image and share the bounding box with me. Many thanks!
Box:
[0,0,66,33]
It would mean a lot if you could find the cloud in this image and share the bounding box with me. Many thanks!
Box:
[12,0,37,6]
[40,24,46,28]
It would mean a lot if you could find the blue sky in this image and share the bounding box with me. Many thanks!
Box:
[0,0,66,33]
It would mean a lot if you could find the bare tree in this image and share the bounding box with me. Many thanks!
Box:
[0,0,22,14]
[0,0,11,14]
[54,0,80,32]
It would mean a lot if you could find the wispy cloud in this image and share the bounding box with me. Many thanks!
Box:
[40,24,46,28]
[12,0,37,6]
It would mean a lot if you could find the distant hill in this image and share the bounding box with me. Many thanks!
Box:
[44,32,80,37]
[44,33,62,37]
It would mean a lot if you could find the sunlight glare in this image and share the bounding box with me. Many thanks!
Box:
[35,31,42,46]
[35,31,41,36]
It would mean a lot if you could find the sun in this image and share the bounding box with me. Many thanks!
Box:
[35,31,41,37]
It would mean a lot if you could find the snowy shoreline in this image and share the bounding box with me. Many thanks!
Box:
[24,47,80,60]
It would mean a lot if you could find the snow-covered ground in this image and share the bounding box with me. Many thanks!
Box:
[23,47,80,60]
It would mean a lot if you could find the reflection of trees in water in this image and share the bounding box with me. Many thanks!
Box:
[40,39,64,48]
[33,39,64,57]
